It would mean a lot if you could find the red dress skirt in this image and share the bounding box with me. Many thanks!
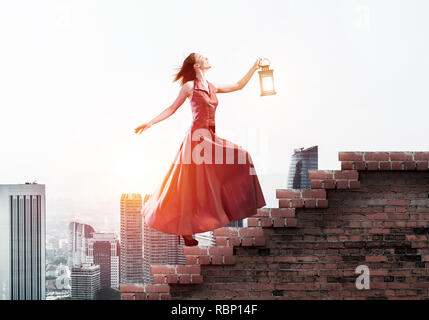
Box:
[142,78,266,235]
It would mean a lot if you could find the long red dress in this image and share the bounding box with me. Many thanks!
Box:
[142,77,266,235]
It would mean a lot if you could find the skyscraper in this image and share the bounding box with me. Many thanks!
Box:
[0,184,46,300]
[142,223,187,283]
[71,263,100,300]
[87,233,120,288]
[120,193,143,284]
[287,146,318,189]
[68,221,95,268]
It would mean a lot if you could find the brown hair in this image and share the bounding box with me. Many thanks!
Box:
[173,53,197,86]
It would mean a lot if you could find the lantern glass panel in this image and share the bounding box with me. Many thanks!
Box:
[262,76,274,92]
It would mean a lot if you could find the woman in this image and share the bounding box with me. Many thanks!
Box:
[135,53,266,246]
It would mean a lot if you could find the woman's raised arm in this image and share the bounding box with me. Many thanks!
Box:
[135,83,192,134]
[213,58,263,94]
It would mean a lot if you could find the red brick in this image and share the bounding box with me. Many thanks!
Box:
[276,189,301,199]
[365,256,388,262]
[391,161,404,170]
[302,189,326,199]
[255,208,270,216]
[379,161,391,170]
[121,293,135,300]
[151,265,175,275]
[365,152,389,161]
[367,161,379,170]
[260,217,273,227]
[215,237,228,246]
[324,180,336,189]
[388,200,410,206]
[254,237,266,246]
[291,199,304,208]
[326,228,343,234]
[333,170,359,180]
[286,218,298,227]
[247,218,259,227]
[224,255,236,265]
[135,293,148,300]
[241,237,253,246]
[369,228,390,234]
[211,255,223,265]
[404,161,416,170]
[166,274,178,283]
[177,265,200,274]
[179,274,191,284]
[145,284,169,293]
[336,180,348,189]
[354,161,366,170]
[311,180,323,189]
[304,199,316,208]
[147,293,161,300]
[273,218,286,227]
[317,199,329,208]
[239,228,263,237]
[297,256,318,262]
[414,152,429,161]
[191,274,203,283]
[338,152,364,161]
[153,275,166,284]
[229,237,241,246]
[349,180,361,189]
[270,208,295,218]
[213,228,239,237]
[388,283,409,289]
[416,161,429,170]
[341,161,353,170]
[308,170,334,179]
[185,256,197,264]
[390,152,413,161]
[208,246,233,255]
[183,247,209,255]
[198,255,211,265]
[278,199,292,208]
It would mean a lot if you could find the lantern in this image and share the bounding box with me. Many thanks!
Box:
[257,58,276,96]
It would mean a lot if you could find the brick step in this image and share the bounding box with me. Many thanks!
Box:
[120,283,171,300]
[338,151,429,171]
[213,226,267,246]
[308,170,360,190]
[151,264,203,285]
[276,189,327,199]
[250,208,297,228]
[275,189,329,209]
[183,245,236,265]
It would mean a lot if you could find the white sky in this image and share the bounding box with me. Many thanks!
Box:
[1,0,428,233]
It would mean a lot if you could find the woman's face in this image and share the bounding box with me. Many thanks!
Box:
[195,53,211,70]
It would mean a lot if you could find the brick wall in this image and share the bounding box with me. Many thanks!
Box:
[120,152,429,300]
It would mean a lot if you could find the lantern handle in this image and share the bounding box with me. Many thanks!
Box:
[259,58,271,68]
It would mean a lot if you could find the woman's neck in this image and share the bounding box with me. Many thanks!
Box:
[195,70,208,84]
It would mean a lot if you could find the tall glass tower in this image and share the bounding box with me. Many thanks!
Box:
[287,146,318,189]
[0,184,46,300]
[119,193,143,284]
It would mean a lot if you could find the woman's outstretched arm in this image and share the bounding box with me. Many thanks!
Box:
[213,58,263,94]
[135,82,192,134]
